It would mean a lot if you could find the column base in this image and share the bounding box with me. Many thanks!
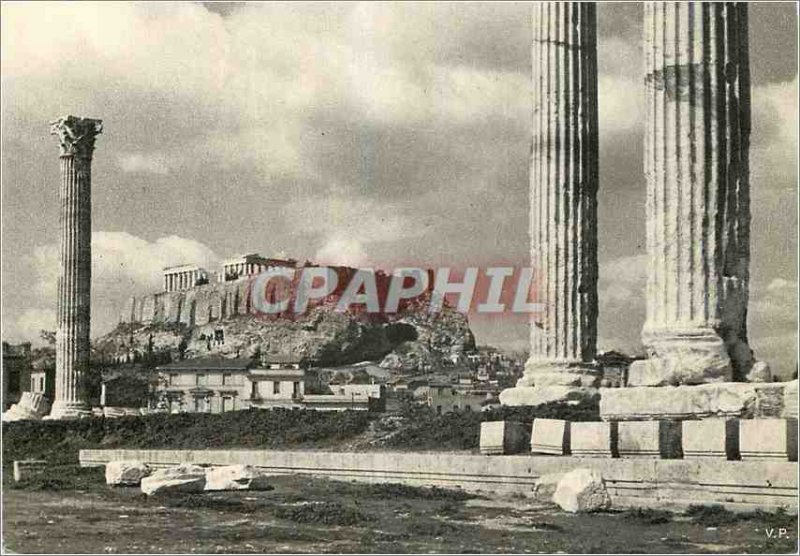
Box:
[518,359,600,388]
[633,327,733,386]
[499,385,599,407]
[45,401,92,420]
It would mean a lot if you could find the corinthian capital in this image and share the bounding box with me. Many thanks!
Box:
[50,115,103,158]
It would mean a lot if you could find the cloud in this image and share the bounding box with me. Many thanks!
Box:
[751,77,798,196]
[20,232,220,340]
[9,308,56,342]
[314,237,369,267]
[119,153,170,175]
[749,277,798,378]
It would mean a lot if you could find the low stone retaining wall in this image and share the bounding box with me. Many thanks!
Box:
[79,448,798,513]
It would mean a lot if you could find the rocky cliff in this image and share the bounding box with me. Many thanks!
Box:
[97,293,475,370]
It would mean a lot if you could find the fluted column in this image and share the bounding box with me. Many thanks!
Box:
[48,115,102,419]
[516,2,599,390]
[632,2,752,386]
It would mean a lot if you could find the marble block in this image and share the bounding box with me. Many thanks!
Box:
[682,419,739,460]
[479,421,530,455]
[740,418,798,462]
[571,422,618,458]
[530,418,570,455]
[617,421,682,459]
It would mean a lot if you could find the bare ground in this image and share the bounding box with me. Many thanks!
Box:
[2,468,797,554]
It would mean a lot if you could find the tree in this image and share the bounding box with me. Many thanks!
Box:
[39,330,56,346]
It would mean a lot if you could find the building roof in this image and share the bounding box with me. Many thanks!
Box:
[156,356,253,372]
[262,354,304,365]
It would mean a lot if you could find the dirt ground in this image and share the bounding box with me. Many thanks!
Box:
[2,468,798,554]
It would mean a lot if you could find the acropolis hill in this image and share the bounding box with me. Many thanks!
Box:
[106,253,476,369]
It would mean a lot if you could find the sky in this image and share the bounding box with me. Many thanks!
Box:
[2,2,798,377]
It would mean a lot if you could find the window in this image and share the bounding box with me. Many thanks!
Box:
[214,329,225,344]
[40,377,45,391]
[293,382,300,396]
[222,396,233,412]
[169,373,178,386]
[31,377,36,391]
[197,374,206,386]
[194,397,204,413]
[222,373,232,386]
[251,381,259,398]
[273,381,280,395]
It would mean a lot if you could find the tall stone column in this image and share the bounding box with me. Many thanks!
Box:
[48,115,103,419]
[501,2,599,405]
[630,2,753,386]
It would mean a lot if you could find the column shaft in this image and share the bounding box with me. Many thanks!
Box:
[637,2,751,384]
[49,116,102,418]
[522,1,599,387]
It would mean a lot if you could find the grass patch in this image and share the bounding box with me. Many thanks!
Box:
[622,507,673,525]
[361,482,475,501]
[8,464,104,491]
[275,501,369,526]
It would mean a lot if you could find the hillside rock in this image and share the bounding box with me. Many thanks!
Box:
[95,294,475,371]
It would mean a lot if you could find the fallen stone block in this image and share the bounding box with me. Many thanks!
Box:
[617,421,682,458]
[141,464,207,495]
[3,393,51,422]
[532,472,564,504]
[204,465,274,491]
[13,460,48,482]
[479,421,530,455]
[552,468,610,513]
[571,422,618,458]
[682,419,739,459]
[740,418,798,462]
[106,461,152,486]
[530,418,570,455]
[746,361,772,383]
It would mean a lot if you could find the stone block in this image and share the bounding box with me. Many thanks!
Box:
[479,421,530,455]
[2,393,51,422]
[682,419,739,460]
[204,465,274,491]
[600,382,789,421]
[552,468,610,513]
[141,464,207,495]
[530,419,570,455]
[105,461,151,486]
[571,422,618,458]
[617,421,682,459]
[13,460,48,482]
[499,386,598,407]
[740,419,798,462]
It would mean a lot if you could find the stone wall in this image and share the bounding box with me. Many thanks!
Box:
[123,280,252,327]
[80,448,798,513]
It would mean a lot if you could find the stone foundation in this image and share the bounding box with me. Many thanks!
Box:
[599,382,791,421]
[499,385,598,407]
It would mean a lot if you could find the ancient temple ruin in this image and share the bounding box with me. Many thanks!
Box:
[502,2,785,419]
